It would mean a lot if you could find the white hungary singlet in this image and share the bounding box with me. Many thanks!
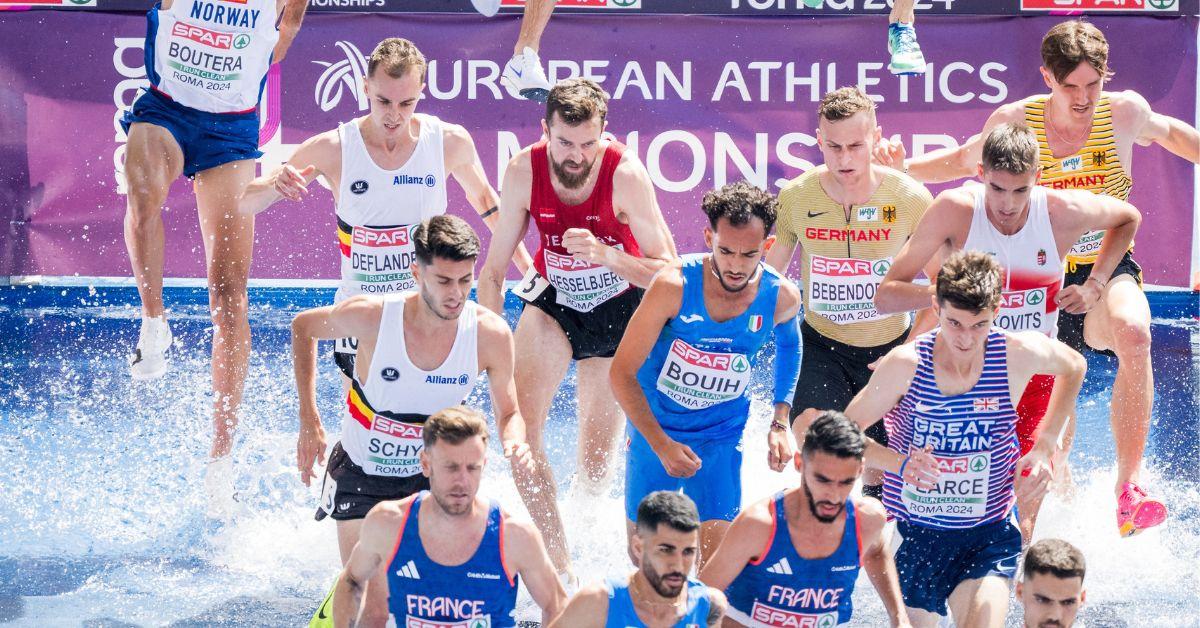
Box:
[334,115,448,303]
[149,0,279,113]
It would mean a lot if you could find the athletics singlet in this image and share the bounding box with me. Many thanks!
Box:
[386,492,518,627]
[334,115,448,303]
[635,255,782,441]
[529,140,641,313]
[1024,95,1133,266]
[341,296,478,477]
[146,0,278,113]
[725,493,861,627]
[604,576,711,628]
[882,329,1020,529]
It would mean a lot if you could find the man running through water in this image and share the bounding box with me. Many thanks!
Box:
[875,122,1140,538]
[765,87,933,502]
[120,0,307,511]
[333,406,565,627]
[610,181,801,565]
[292,216,534,626]
[700,411,910,627]
[1018,539,1088,628]
[879,19,1200,534]
[846,250,1087,627]
[241,37,530,391]
[549,491,728,628]
[478,78,676,578]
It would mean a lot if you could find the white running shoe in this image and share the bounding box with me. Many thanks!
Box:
[470,0,501,17]
[502,47,552,103]
[129,315,172,380]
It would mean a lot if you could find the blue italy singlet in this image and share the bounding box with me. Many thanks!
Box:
[635,254,782,441]
[725,492,861,626]
[604,576,711,628]
[386,492,518,627]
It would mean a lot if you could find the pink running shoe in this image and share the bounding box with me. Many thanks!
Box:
[1117,482,1168,537]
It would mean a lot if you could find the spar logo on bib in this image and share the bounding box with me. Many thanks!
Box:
[172,23,233,49]
[353,226,409,247]
[749,599,839,628]
[656,339,751,410]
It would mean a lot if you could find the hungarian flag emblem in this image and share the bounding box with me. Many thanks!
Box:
[748,315,763,332]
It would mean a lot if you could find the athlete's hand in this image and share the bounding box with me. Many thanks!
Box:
[874,137,908,170]
[902,445,940,490]
[273,164,317,203]
[655,439,702,478]
[1055,280,1103,315]
[561,228,609,265]
[297,415,327,487]
[503,440,535,476]
[767,428,793,473]
[1015,446,1054,504]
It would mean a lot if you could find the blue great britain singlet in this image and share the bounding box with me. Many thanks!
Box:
[386,492,518,627]
[725,492,861,626]
[882,329,1020,529]
[635,254,782,441]
[604,576,711,628]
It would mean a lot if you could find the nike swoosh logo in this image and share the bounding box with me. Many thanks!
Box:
[807,211,827,218]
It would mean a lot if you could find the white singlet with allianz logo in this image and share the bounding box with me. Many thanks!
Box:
[806,254,892,325]
[334,115,448,303]
[150,0,279,113]
[655,338,752,410]
[963,184,1063,337]
[339,295,478,476]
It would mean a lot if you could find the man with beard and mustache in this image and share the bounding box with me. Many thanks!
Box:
[610,182,802,567]
[549,491,728,628]
[332,406,566,626]
[1017,539,1087,628]
[478,78,676,581]
[699,412,910,627]
[291,216,537,626]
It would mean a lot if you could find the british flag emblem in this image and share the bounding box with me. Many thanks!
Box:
[974,397,1000,412]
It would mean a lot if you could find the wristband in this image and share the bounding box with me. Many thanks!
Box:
[1086,275,1107,289]
[770,419,789,432]
[898,455,911,482]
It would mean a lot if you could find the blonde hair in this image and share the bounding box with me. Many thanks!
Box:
[818,86,876,123]
[422,406,489,448]
[367,38,427,81]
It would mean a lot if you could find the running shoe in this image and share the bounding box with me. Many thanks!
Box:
[1116,482,1167,537]
[502,47,552,103]
[129,315,172,380]
[887,22,927,76]
[470,0,501,17]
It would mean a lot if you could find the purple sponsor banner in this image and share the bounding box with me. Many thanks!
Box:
[0,13,1195,285]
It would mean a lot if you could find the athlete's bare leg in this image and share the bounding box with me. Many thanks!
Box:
[336,519,389,627]
[1081,275,1153,496]
[947,576,1010,628]
[123,122,182,320]
[889,0,915,24]
[514,0,555,54]
[575,357,623,489]
[513,305,574,572]
[194,160,256,460]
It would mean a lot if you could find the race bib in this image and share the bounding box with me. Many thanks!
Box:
[1067,229,1104,260]
[750,600,838,628]
[348,224,418,295]
[544,247,628,313]
[318,472,337,515]
[656,339,752,410]
[512,267,550,303]
[996,288,1051,335]
[363,416,425,477]
[406,617,492,628]
[807,255,891,325]
[901,452,992,521]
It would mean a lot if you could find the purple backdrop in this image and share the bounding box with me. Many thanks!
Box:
[0,13,1196,285]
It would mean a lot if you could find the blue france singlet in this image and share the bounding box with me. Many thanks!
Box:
[882,329,1021,529]
[604,576,712,628]
[386,492,519,627]
[725,492,860,626]
[635,254,782,441]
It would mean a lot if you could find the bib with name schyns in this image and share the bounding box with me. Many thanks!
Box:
[544,245,629,312]
[807,254,892,325]
[346,224,418,296]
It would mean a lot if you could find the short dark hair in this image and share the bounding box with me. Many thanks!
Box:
[936,250,1002,314]
[636,491,700,536]
[1041,20,1113,84]
[545,77,609,126]
[701,181,778,237]
[1023,539,1086,582]
[802,411,866,460]
[982,123,1039,176]
[412,215,480,265]
[422,406,489,448]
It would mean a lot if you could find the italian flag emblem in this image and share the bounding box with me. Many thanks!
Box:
[748,315,763,332]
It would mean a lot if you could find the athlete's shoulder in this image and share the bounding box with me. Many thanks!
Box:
[439,119,475,147]
[363,494,413,528]
[932,184,977,209]
[994,97,1037,121]
[779,166,824,197]
[879,339,921,373]
[474,303,513,337]
[1106,89,1152,114]
[880,167,933,202]
[851,494,888,522]
[734,494,778,532]
[704,585,729,622]
[505,143,537,173]
[772,275,802,318]
[613,147,653,183]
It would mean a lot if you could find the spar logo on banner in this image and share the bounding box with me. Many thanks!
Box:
[313,41,370,112]
[500,0,640,8]
[1020,0,1177,11]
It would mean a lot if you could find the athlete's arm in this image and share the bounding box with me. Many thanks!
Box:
[272,0,309,64]
[444,125,534,275]
[856,498,912,628]
[290,297,383,485]
[768,280,802,472]
[239,129,339,215]
[1051,190,1141,315]
[332,501,409,627]
[609,267,701,478]
[896,103,1025,184]
[764,186,801,274]
[478,152,534,315]
[1121,90,1200,164]
[1008,332,1087,506]
[583,155,677,287]
[875,190,968,315]
[503,517,567,625]
[546,583,609,628]
[697,499,772,590]
[705,588,729,627]
[477,310,533,474]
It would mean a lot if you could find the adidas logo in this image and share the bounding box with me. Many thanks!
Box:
[766,557,793,575]
[395,560,421,579]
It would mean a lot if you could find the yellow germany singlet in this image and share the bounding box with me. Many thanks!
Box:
[776,168,932,348]
[1024,95,1133,267]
